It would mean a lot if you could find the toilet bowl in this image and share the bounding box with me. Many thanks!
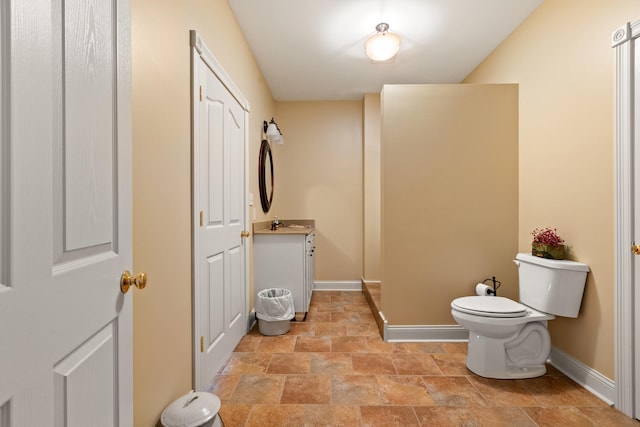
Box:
[451,296,554,378]
[451,253,589,379]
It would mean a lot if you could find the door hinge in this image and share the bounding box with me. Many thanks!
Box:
[199,85,203,102]
[200,210,204,227]
[200,336,204,353]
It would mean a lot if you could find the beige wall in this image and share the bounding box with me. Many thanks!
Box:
[131,0,274,425]
[381,84,519,325]
[363,94,382,282]
[464,0,640,381]
[272,102,364,281]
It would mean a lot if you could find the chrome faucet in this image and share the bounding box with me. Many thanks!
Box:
[271,216,283,230]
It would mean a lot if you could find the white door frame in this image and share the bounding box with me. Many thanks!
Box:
[190,30,251,390]
[613,20,639,418]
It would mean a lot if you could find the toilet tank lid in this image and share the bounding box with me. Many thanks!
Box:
[515,253,590,272]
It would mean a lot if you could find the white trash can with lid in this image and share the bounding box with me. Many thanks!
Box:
[161,391,222,427]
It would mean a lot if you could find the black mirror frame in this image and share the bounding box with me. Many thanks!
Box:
[258,139,274,213]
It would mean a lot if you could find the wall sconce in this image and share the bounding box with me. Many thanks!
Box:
[263,118,284,145]
[365,23,401,62]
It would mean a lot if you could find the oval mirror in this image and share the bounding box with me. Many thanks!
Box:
[258,139,274,213]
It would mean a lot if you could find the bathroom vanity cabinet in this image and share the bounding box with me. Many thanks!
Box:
[253,223,315,315]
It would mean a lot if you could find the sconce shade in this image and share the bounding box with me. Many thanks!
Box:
[365,23,401,62]
[264,118,284,144]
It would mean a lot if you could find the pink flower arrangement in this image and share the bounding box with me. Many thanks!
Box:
[531,227,565,247]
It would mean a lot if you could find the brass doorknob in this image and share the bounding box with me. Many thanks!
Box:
[633,245,640,255]
[120,270,148,294]
[241,231,250,238]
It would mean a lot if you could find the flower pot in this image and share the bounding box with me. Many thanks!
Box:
[531,242,565,260]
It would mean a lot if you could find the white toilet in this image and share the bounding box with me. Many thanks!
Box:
[451,253,589,379]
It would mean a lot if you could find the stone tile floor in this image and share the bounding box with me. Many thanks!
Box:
[208,291,638,426]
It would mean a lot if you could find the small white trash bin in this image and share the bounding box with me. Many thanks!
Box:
[256,288,295,336]
[161,391,222,427]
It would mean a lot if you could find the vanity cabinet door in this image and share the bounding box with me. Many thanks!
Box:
[254,233,315,313]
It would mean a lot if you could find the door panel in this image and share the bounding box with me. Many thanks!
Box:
[53,324,116,427]
[62,0,115,252]
[207,103,224,224]
[0,0,132,424]
[207,253,225,345]
[192,33,249,390]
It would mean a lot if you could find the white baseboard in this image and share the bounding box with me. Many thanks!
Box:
[313,280,362,291]
[383,321,469,342]
[548,346,615,405]
[247,308,257,331]
[361,277,382,285]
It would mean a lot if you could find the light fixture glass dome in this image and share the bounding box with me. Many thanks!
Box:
[264,118,284,144]
[365,23,401,62]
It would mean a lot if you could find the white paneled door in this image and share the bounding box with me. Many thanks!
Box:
[0,0,133,425]
[191,32,250,391]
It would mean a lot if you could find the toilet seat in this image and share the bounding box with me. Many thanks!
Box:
[451,296,527,318]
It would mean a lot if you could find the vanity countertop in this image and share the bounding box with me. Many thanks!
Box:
[253,219,315,235]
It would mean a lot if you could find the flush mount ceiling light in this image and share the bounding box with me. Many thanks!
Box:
[263,118,284,144]
[365,23,401,62]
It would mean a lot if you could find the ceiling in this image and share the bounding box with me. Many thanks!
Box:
[228,0,543,101]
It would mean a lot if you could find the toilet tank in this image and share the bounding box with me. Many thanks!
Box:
[515,253,590,318]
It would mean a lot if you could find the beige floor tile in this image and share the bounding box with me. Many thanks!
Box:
[366,337,407,354]
[310,352,352,375]
[233,335,262,352]
[391,353,442,375]
[414,406,538,427]
[305,310,331,322]
[313,322,347,336]
[344,303,373,312]
[441,341,468,353]
[401,342,446,353]
[359,405,420,426]
[266,352,311,374]
[422,376,489,406]
[330,311,362,323]
[302,404,360,426]
[255,335,297,353]
[228,374,285,405]
[208,374,240,402]
[310,292,333,303]
[294,335,331,352]
[431,352,471,376]
[244,404,304,427]
[217,404,251,427]
[346,322,381,336]
[376,375,435,405]
[344,297,369,306]
[352,353,397,375]
[314,302,345,313]
[287,321,314,336]
[468,375,540,407]
[331,375,383,405]
[280,374,331,404]
[578,407,640,426]
[220,353,271,375]
[520,376,610,407]
[331,336,369,353]
[523,406,596,426]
